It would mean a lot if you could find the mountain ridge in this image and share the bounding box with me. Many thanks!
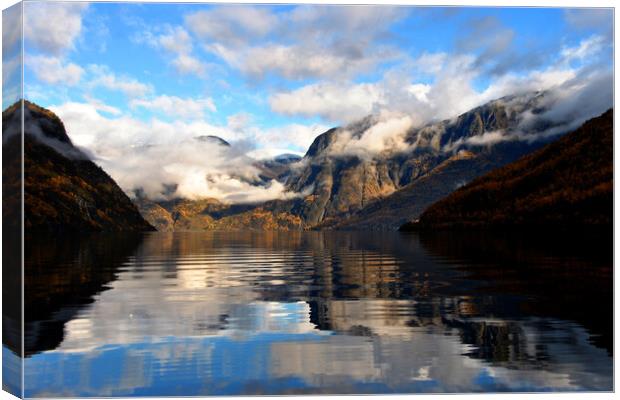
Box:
[401,108,613,230]
[135,91,584,231]
[3,100,155,232]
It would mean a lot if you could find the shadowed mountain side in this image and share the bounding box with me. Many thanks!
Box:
[2,102,23,357]
[255,153,303,183]
[2,101,154,232]
[402,109,613,230]
[320,141,544,231]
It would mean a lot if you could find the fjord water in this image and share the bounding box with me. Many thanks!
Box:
[18,230,612,396]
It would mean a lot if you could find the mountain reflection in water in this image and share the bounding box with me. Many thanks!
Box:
[15,230,612,396]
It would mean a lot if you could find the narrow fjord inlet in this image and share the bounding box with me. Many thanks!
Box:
[2,2,614,397]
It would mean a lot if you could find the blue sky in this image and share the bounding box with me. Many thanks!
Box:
[7,2,614,200]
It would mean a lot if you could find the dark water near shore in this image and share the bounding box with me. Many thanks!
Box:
[9,230,613,396]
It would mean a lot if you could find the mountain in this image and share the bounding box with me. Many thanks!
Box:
[194,135,230,146]
[2,101,154,232]
[279,92,558,229]
[255,153,303,183]
[133,91,593,231]
[401,109,613,230]
[134,195,302,231]
[133,150,305,231]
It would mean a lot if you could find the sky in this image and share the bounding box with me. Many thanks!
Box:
[3,2,614,201]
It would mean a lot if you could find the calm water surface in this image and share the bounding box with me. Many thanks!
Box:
[10,230,613,396]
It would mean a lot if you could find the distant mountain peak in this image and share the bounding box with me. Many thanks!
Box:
[194,135,231,147]
[273,153,302,163]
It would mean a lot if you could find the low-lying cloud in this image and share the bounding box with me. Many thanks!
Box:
[319,63,612,159]
[326,113,414,159]
[49,102,313,203]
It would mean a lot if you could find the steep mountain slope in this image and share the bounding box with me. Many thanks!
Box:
[321,144,532,230]
[401,109,613,230]
[2,101,154,232]
[282,92,555,229]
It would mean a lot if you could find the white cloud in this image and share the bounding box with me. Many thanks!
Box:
[171,54,206,76]
[49,101,321,202]
[25,55,84,86]
[560,35,607,63]
[407,84,431,103]
[564,8,613,36]
[268,39,607,131]
[328,113,414,159]
[267,53,482,125]
[130,95,216,119]
[220,112,329,153]
[87,65,153,98]
[288,5,402,34]
[226,112,253,131]
[135,25,207,77]
[158,26,192,54]
[158,26,206,76]
[477,68,577,102]
[185,6,278,46]
[207,43,394,81]
[24,2,88,55]
[248,123,331,154]
[271,44,611,159]
[270,82,385,122]
[266,56,469,125]
[84,95,122,116]
[189,5,404,81]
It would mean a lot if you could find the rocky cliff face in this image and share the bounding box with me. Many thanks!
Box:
[403,109,613,230]
[280,92,555,229]
[2,101,154,232]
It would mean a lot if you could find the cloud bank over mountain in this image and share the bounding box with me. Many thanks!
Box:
[50,101,324,201]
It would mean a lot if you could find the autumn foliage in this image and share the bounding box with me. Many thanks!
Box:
[3,101,154,232]
[405,109,613,230]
